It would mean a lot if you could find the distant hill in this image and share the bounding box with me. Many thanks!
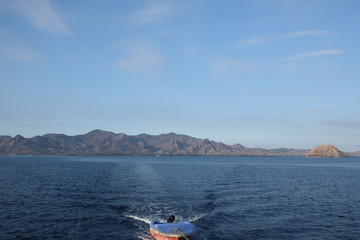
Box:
[348,151,360,157]
[0,129,329,156]
[306,145,349,158]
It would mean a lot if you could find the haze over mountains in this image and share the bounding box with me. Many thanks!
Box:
[0,130,358,157]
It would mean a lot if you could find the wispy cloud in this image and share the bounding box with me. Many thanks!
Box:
[116,41,165,76]
[271,0,325,12]
[8,0,71,35]
[1,43,43,61]
[129,0,177,25]
[237,30,333,46]
[0,30,43,61]
[283,30,333,37]
[319,120,360,128]
[237,37,269,46]
[75,111,102,117]
[27,113,54,118]
[285,50,343,61]
[304,108,328,112]
[212,59,257,73]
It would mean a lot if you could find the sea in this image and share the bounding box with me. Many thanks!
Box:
[1,155,360,240]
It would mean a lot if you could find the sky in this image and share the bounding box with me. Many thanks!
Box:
[1,0,360,151]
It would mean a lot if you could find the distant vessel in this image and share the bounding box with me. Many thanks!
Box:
[149,220,197,240]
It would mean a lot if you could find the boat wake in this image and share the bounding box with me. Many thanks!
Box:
[137,235,152,240]
[136,231,154,240]
[123,214,153,240]
[124,212,209,240]
[125,212,207,223]
[124,214,151,224]
[188,213,208,222]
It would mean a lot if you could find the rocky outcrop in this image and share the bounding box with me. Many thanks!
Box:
[306,145,349,158]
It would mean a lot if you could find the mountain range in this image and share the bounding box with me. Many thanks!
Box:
[0,130,358,156]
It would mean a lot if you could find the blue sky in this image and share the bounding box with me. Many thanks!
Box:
[1,0,360,151]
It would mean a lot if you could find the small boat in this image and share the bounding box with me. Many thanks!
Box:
[149,220,197,240]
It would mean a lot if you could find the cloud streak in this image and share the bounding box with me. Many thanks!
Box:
[130,0,176,25]
[1,43,43,61]
[286,50,343,61]
[237,30,333,45]
[116,41,165,75]
[0,30,43,61]
[319,120,360,128]
[284,30,333,37]
[212,59,257,73]
[9,0,71,35]
[237,37,269,46]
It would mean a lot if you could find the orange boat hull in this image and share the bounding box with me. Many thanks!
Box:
[150,228,187,240]
[149,220,195,240]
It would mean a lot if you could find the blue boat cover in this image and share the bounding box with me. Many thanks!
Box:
[150,221,197,235]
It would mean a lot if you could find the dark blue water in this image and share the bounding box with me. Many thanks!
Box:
[1,156,360,240]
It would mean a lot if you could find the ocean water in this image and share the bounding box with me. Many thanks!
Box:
[1,156,360,240]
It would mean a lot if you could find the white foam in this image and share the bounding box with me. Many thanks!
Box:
[137,234,153,240]
[125,212,207,225]
[124,214,151,224]
[188,213,208,222]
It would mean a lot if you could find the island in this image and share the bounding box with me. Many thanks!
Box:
[306,145,349,158]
